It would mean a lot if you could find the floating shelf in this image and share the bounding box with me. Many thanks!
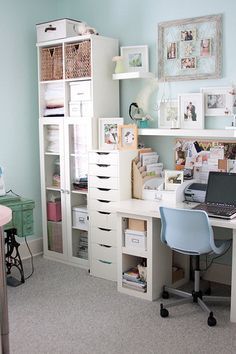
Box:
[138,128,236,138]
[112,72,154,80]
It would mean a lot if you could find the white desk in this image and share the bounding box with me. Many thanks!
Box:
[114,199,236,323]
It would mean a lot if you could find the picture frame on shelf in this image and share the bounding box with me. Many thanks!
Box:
[200,87,233,116]
[164,170,184,191]
[158,100,180,129]
[98,117,124,150]
[118,124,138,150]
[157,14,222,81]
[120,45,149,73]
[178,93,204,129]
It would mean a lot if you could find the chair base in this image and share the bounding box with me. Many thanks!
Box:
[160,281,230,326]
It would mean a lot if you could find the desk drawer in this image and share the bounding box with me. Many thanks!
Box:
[89,188,119,201]
[91,258,117,281]
[90,210,117,229]
[91,226,116,247]
[89,151,119,165]
[88,199,116,212]
[91,243,117,263]
[89,164,118,177]
[89,175,119,189]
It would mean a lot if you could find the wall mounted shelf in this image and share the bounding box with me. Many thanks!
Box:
[112,72,154,80]
[138,128,236,138]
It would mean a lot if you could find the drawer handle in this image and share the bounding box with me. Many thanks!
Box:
[96,164,109,167]
[97,199,111,203]
[97,188,111,191]
[99,244,111,248]
[98,227,112,232]
[98,259,112,265]
[45,25,56,32]
[96,152,109,155]
[98,211,111,215]
[96,176,110,179]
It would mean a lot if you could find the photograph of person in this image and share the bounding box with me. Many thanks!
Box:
[184,101,197,121]
[207,94,225,109]
[167,42,177,59]
[200,39,211,56]
[180,29,196,41]
[104,124,119,144]
[181,57,196,69]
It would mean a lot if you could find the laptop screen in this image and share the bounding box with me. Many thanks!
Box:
[205,172,236,205]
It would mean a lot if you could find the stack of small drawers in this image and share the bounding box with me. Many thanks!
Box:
[88,150,136,281]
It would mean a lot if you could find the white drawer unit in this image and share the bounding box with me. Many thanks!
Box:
[91,243,117,263]
[69,81,91,101]
[88,149,137,282]
[89,151,119,165]
[36,18,80,43]
[89,163,118,177]
[89,187,119,201]
[90,259,117,282]
[90,210,117,229]
[89,175,119,189]
[91,227,117,247]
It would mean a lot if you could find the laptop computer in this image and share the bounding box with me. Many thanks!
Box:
[193,172,236,219]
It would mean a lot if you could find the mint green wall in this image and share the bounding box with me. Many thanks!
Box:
[0,1,63,239]
[1,1,236,242]
[61,0,236,169]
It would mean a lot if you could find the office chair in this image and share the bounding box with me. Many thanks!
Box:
[159,207,231,326]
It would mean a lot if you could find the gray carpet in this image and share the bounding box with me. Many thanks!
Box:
[7,256,236,354]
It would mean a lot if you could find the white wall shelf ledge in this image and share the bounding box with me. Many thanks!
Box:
[138,128,236,138]
[112,72,154,80]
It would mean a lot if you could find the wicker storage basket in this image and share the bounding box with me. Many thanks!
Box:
[65,40,91,79]
[40,46,63,81]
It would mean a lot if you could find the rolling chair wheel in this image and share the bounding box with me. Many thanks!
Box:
[162,290,169,299]
[160,304,169,318]
[207,312,217,327]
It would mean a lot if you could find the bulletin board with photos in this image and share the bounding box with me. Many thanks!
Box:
[175,138,236,183]
[158,14,222,81]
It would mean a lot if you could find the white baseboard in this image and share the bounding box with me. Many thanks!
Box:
[18,237,43,260]
[202,263,231,286]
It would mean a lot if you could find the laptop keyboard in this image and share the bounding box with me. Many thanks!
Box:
[193,203,236,218]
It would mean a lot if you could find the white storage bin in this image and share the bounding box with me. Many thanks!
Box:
[72,205,88,231]
[125,229,147,250]
[69,81,91,101]
[36,18,80,43]
[69,102,81,117]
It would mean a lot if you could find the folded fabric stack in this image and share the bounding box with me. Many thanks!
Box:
[44,83,64,117]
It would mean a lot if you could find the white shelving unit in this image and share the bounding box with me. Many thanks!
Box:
[112,72,154,80]
[37,34,119,268]
[138,128,236,138]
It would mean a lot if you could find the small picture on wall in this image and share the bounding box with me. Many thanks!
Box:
[178,93,204,129]
[167,42,177,60]
[180,29,196,41]
[164,170,184,191]
[200,39,211,57]
[118,124,138,150]
[201,87,233,116]
[181,57,196,69]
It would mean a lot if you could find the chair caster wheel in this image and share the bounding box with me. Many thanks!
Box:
[162,290,169,299]
[208,312,217,327]
[205,287,211,295]
[160,304,169,318]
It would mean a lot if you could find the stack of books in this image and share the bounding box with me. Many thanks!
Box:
[122,267,147,293]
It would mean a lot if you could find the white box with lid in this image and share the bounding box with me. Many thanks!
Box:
[125,229,147,250]
[69,81,91,101]
[72,205,88,231]
[36,18,80,43]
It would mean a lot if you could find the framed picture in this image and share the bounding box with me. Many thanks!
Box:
[120,46,149,73]
[158,100,180,128]
[99,117,124,150]
[164,170,184,191]
[178,93,204,129]
[200,87,233,116]
[158,14,222,81]
[118,124,138,150]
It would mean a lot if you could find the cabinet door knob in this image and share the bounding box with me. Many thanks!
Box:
[61,189,65,193]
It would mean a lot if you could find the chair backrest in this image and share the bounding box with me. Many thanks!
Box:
[159,207,216,255]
